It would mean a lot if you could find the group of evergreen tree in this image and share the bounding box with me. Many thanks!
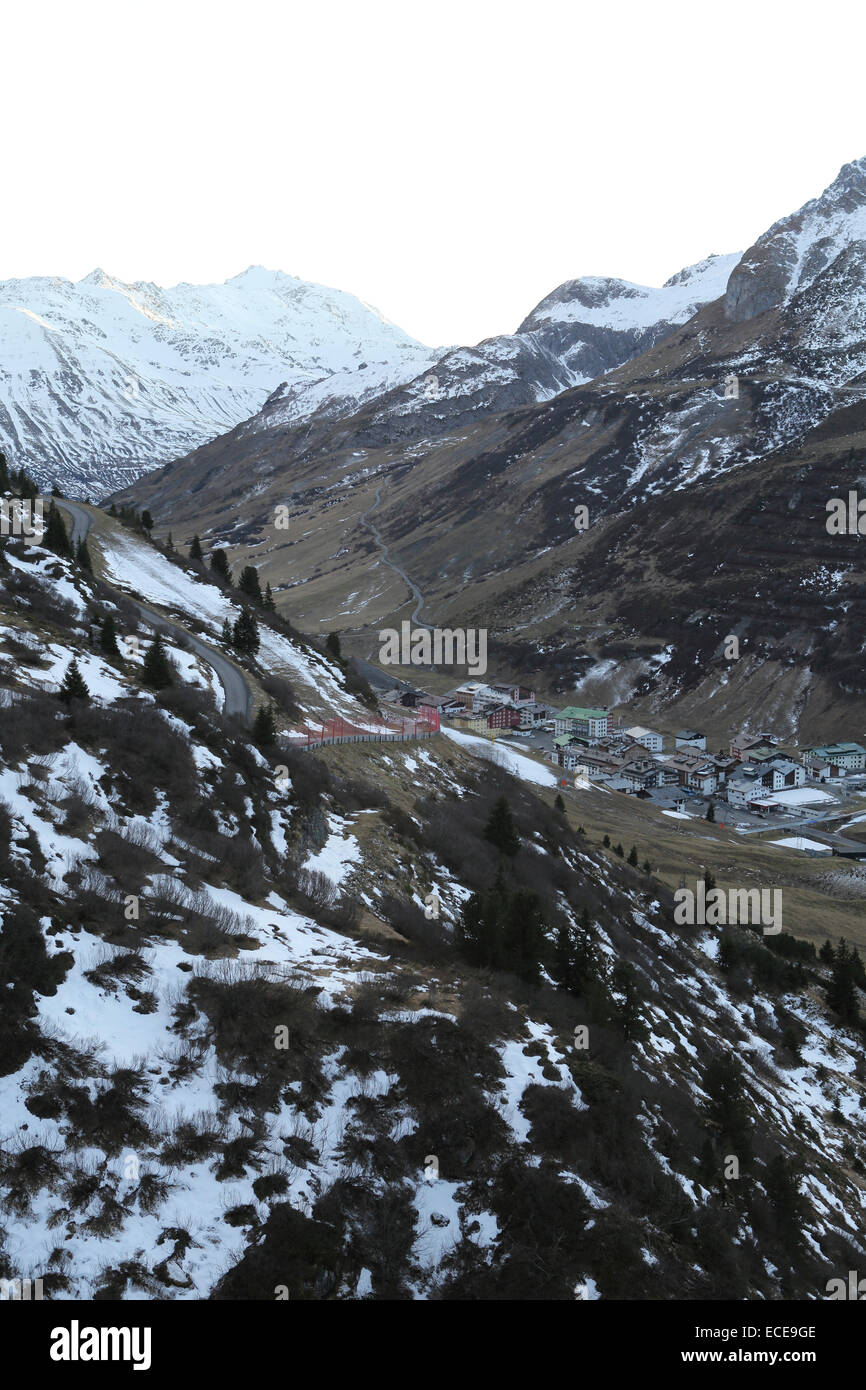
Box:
[702,1053,752,1165]
[822,937,863,1025]
[458,793,648,1039]
[456,869,546,983]
[610,959,645,1041]
[0,485,96,574]
[187,536,275,611]
[108,502,154,537]
[553,906,599,996]
[43,501,73,558]
[0,452,39,500]
[598,834,647,873]
[58,626,174,706]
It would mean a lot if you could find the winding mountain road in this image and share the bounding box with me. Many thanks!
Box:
[359,481,433,630]
[59,501,253,723]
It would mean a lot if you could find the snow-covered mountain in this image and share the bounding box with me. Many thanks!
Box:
[0,251,744,499]
[240,253,743,448]
[0,267,436,497]
[725,157,866,321]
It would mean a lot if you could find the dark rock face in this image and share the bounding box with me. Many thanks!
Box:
[724,254,793,322]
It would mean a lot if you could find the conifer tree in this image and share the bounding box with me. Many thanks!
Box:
[210,548,231,582]
[165,532,174,552]
[75,537,93,572]
[612,960,645,1040]
[99,612,121,657]
[221,618,232,645]
[614,842,624,857]
[703,1054,751,1158]
[627,845,638,866]
[573,907,598,986]
[141,509,154,534]
[502,886,545,983]
[554,917,576,988]
[484,795,520,858]
[142,631,174,688]
[58,657,90,705]
[233,606,260,656]
[189,534,203,561]
[456,870,509,972]
[706,802,715,822]
[326,631,342,661]
[0,449,9,491]
[253,703,277,746]
[20,469,38,500]
[238,565,263,603]
[718,932,737,973]
[554,793,565,813]
[263,582,276,612]
[763,1154,807,1250]
[44,501,72,558]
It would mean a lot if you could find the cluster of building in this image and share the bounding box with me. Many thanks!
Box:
[544,711,866,817]
[387,680,552,731]
[380,679,866,821]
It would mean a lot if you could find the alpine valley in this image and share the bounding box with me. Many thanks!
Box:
[1,158,866,1308]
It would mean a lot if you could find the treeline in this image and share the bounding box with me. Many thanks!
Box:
[451,793,646,1043]
[0,453,92,572]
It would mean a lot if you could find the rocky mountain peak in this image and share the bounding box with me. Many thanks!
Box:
[725,155,866,323]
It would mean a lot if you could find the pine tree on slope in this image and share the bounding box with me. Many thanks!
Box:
[142,632,174,689]
[58,658,90,705]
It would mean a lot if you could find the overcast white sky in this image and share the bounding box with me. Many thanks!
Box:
[4,0,866,346]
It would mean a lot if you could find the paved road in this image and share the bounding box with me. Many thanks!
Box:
[359,481,432,629]
[59,500,253,723]
[352,655,414,693]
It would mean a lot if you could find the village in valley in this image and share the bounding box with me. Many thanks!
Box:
[377,676,866,859]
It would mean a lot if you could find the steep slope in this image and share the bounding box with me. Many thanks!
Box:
[0,267,435,498]
[2,509,866,1302]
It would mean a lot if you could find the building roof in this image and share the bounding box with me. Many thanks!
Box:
[676,729,704,738]
[558,706,608,721]
[804,742,866,757]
